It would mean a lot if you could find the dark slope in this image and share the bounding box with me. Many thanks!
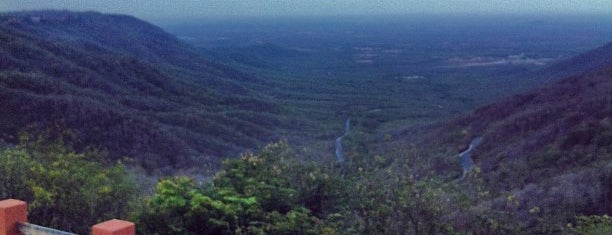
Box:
[451,66,611,184]
[535,41,612,81]
[0,11,284,171]
[390,41,612,176]
[1,11,196,65]
[384,42,612,229]
[416,42,612,185]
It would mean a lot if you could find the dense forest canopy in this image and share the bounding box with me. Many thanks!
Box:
[0,10,611,235]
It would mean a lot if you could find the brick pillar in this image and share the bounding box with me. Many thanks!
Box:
[0,199,27,235]
[92,219,135,235]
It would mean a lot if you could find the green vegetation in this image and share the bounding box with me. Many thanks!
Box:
[0,11,547,172]
[137,141,333,235]
[0,136,439,235]
[136,141,458,235]
[569,215,612,235]
[380,65,612,233]
[0,135,609,234]
[1,10,611,235]
[0,135,137,234]
[0,11,285,171]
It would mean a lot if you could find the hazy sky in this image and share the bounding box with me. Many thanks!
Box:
[2,0,611,22]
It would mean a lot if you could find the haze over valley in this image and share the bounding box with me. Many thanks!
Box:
[1,1,611,234]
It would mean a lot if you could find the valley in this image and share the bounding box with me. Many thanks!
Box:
[162,14,612,163]
[1,9,611,234]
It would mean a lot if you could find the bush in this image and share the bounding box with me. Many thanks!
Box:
[0,137,137,234]
[137,141,335,235]
[569,214,612,235]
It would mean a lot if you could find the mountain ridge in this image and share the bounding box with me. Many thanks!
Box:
[0,11,285,171]
[384,41,612,230]
[534,41,612,81]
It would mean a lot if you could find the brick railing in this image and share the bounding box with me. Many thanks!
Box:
[0,199,134,235]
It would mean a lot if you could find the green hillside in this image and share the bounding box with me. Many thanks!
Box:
[0,11,285,171]
[1,10,611,234]
[0,11,511,172]
[383,44,612,232]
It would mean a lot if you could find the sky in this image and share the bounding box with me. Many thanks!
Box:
[2,0,611,22]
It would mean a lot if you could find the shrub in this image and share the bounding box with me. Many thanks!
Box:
[568,214,612,235]
[0,137,137,234]
[137,141,333,235]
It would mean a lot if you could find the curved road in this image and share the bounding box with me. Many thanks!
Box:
[335,118,350,163]
[458,137,483,176]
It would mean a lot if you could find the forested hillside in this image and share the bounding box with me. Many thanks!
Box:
[535,42,612,81]
[384,43,612,232]
[1,9,611,234]
[0,11,285,171]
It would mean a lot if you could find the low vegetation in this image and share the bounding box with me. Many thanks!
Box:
[3,136,608,234]
[0,135,137,234]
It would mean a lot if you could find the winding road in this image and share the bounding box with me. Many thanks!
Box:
[333,119,481,172]
[458,137,483,176]
[335,118,351,163]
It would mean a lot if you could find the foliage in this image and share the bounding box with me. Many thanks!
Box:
[1,10,563,172]
[0,11,284,171]
[136,138,464,234]
[569,214,612,235]
[137,141,338,235]
[137,176,260,234]
[0,136,137,234]
[3,10,612,235]
[339,160,453,235]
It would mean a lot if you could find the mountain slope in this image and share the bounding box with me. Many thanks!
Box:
[0,11,285,171]
[384,41,612,231]
[389,41,612,178]
[535,41,612,81]
[454,66,610,185]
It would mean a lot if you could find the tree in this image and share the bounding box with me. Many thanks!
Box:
[137,141,334,235]
[0,137,137,234]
